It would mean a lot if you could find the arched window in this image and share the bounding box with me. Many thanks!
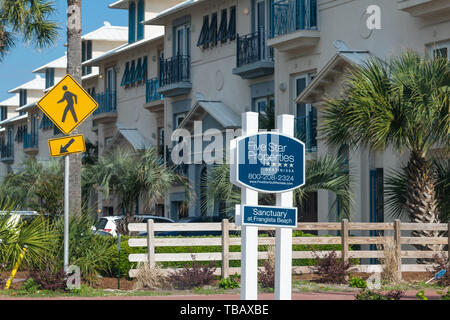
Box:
[137,0,145,40]
[128,2,136,43]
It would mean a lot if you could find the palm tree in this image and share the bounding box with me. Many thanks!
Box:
[0,0,59,60]
[321,51,450,250]
[201,155,353,220]
[84,147,191,233]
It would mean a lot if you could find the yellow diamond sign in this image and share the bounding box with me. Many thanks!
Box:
[37,74,98,135]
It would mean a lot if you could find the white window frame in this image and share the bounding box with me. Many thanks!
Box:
[175,24,190,56]
[105,67,116,92]
[293,73,315,117]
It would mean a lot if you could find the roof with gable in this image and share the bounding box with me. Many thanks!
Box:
[8,75,45,94]
[295,41,375,105]
[178,100,241,132]
[0,94,20,107]
[144,0,207,25]
[82,21,128,41]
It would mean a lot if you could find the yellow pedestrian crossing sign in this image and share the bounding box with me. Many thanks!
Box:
[37,74,98,135]
[48,135,86,157]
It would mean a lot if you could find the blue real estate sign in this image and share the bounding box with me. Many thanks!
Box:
[242,205,297,228]
[235,132,305,193]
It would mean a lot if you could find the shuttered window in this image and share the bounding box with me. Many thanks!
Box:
[197,16,209,47]
[128,2,136,43]
[121,62,130,86]
[137,0,145,40]
[208,13,218,47]
[217,9,228,43]
[129,60,137,83]
[227,6,236,40]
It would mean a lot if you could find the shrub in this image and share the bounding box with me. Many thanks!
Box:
[258,245,275,289]
[416,290,428,300]
[21,278,41,293]
[30,265,66,291]
[429,253,450,287]
[438,290,450,301]
[134,262,168,290]
[377,236,400,284]
[309,250,355,284]
[219,274,240,289]
[355,289,404,300]
[166,255,216,290]
[349,276,367,289]
[102,237,145,279]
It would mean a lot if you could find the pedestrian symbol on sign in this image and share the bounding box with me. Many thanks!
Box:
[58,86,78,123]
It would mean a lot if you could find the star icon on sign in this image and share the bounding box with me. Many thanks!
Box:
[290,163,294,168]
[284,163,288,167]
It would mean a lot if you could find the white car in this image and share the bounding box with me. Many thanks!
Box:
[94,215,174,237]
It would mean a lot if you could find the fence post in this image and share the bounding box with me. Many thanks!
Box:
[222,219,230,279]
[147,219,155,268]
[341,219,348,262]
[394,219,402,281]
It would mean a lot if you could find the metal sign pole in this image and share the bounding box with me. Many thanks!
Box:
[240,112,259,300]
[275,114,294,300]
[64,154,70,272]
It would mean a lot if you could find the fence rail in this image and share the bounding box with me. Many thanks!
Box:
[128,220,450,278]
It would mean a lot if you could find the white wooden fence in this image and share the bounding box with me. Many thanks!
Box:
[127,219,450,279]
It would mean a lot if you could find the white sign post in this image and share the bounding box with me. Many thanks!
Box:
[237,112,259,300]
[231,112,304,300]
[275,114,294,300]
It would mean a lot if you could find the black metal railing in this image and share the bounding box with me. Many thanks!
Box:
[159,55,191,87]
[236,26,273,68]
[146,78,164,103]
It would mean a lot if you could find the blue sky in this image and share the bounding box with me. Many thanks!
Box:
[0,0,127,102]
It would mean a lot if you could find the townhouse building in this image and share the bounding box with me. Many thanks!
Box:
[141,0,450,223]
[0,23,128,182]
[1,0,448,226]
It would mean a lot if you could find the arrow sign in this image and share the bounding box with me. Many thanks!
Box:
[60,138,75,154]
[48,135,86,157]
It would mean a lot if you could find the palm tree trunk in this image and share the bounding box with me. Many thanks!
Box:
[404,150,442,254]
[66,0,82,216]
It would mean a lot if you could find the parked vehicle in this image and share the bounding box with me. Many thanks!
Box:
[0,211,40,227]
[94,215,174,237]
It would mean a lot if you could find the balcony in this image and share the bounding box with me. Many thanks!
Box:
[295,112,317,153]
[144,78,164,113]
[93,90,117,122]
[157,55,191,97]
[1,144,14,162]
[23,132,39,154]
[232,27,274,79]
[267,0,320,53]
[397,0,450,17]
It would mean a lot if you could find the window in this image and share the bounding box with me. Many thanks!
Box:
[15,125,27,143]
[137,0,145,41]
[430,42,449,60]
[121,62,130,86]
[45,68,55,89]
[208,13,218,47]
[0,106,7,121]
[254,96,274,129]
[174,24,190,56]
[255,0,267,33]
[82,41,92,75]
[106,67,116,94]
[135,58,143,82]
[174,112,186,129]
[128,2,136,43]
[158,127,165,156]
[40,114,53,130]
[227,6,236,40]
[129,60,137,84]
[197,16,210,47]
[19,89,27,107]
[217,9,228,43]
